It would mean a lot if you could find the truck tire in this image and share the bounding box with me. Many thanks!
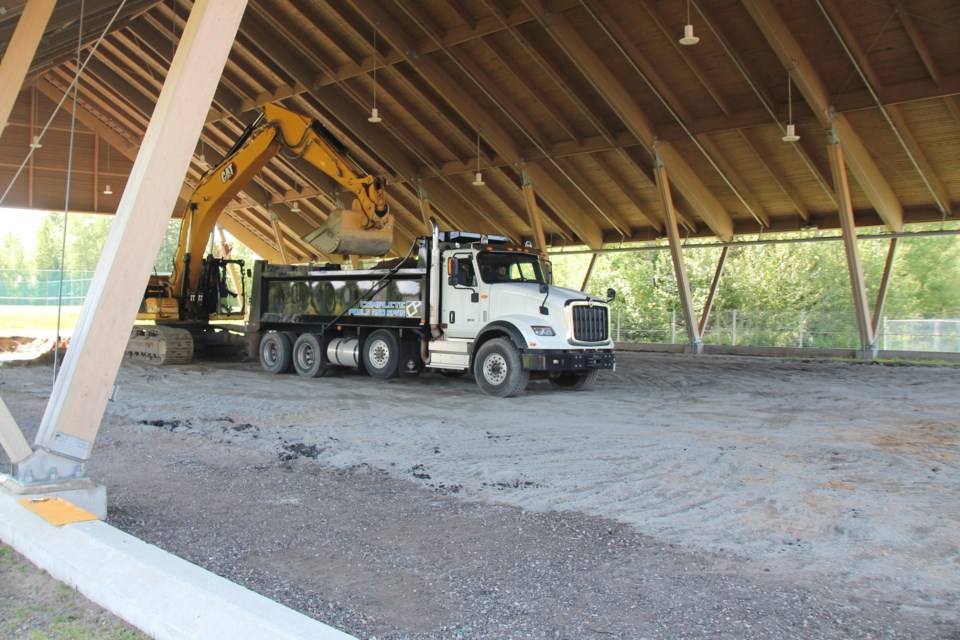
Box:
[474,338,529,397]
[260,331,292,374]
[548,369,598,391]
[363,329,400,379]
[292,333,330,378]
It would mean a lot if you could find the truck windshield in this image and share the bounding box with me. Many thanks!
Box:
[477,252,551,285]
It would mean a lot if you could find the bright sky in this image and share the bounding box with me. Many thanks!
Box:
[1,207,48,250]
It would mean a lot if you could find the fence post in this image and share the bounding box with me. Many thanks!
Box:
[671,309,677,344]
[882,316,887,351]
[616,308,621,343]
[732,310,738,346]
[799,310,806,348]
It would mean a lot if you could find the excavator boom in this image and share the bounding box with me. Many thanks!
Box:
[131,103,393,364]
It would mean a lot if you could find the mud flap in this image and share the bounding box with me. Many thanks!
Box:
[304,208,393,256]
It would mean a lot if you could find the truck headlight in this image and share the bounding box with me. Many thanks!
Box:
[531,325,555,336]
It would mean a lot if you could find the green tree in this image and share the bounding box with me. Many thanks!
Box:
[33,212,65,271]
[65,215,113,271]
[0,232,26,271]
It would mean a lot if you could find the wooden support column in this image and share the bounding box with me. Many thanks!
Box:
[521,169,548,252]
[872,237,898,337]
[269,210,290,264]
[15,0,248,485]
[699,246,728,337]
[654,154,702,352]
[827,130,875,356]
[581,253,599,292]
[0,398,32,464]
[416,180,436,235]
[0,0,55,143]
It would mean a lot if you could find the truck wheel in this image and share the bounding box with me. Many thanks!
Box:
[548,369,599,391]
[363,329,400,379]
[293,333,330,378]
[474,338,529,397]
[260,331,292,374]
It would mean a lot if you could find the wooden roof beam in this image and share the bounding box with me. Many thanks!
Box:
[885,105,952,217]
[523,163,604,249]
[526,4,734,241]
[738,129,810,222]
[819,0,884,92]
[347,0,520,166]
[553,158,636,237]
[898,8,941,85]
[0,0,55,142]
[588,2,693,123]
[637,0,732,117]
[742,0,903,231]
[591,152,663,232]
[695,135,770,227]
[481,39,579,143]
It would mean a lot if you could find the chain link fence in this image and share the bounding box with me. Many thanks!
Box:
[0,269,95,306]
[3,269,958,353]
[612,309,960,353]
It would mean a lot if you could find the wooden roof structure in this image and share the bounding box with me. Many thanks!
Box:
[2,0,959,263]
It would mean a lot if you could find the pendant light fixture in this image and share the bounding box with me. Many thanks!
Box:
[782,66,800,142]
[368,24,382,123]
[291,178,301,212]
[30,86,42,148]
[472,130,485,187]
[103,144,112,195]
[679,0,700,45]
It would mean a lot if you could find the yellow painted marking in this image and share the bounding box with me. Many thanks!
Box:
[17,497,99,526]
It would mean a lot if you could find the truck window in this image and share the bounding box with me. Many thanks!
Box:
[477,252,548,284]
[455,256,476,287]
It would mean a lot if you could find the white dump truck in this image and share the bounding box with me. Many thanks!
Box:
[247,221,615,397]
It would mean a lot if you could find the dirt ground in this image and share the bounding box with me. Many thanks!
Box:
[0,343,958,639]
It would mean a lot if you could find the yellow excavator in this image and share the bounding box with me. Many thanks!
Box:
[126,103,393,364]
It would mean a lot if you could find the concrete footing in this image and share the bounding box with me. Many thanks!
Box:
[1,475,107,519]
[0,487,355,640]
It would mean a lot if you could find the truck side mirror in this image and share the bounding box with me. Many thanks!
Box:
[606,288,616,302]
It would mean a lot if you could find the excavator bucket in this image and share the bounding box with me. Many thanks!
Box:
[304,208,394,257]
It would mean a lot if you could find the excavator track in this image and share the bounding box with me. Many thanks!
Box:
[126,325,194,365]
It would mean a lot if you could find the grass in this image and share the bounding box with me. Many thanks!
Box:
[0,305,83,335]
[0,545,147,640]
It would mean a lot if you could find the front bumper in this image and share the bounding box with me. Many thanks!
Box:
[522,348,615,372]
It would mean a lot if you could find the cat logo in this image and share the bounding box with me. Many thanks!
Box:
[220,162,238,184]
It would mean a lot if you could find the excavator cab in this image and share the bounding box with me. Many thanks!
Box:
[193,255,246,319]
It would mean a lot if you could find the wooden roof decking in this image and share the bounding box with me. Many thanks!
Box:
[1,0,958,261]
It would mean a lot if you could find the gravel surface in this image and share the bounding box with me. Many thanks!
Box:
[1,350,958,639]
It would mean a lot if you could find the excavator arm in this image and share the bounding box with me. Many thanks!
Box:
[160,103,393,319]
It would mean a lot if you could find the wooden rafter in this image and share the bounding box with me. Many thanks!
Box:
[742,0,904,232]
[525,5,734,241]
[637,0,732,116]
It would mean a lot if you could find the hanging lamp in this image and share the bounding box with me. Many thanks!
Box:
[679,0,700,45]
[368,25,382,123]
[102,145,112,194]
[291,178,301,212]
[782,68,800,142]
[472,131,485,186]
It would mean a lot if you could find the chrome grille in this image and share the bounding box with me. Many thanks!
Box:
[570,303,609,343]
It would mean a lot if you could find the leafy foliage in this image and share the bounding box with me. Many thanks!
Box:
[552,226,960,348]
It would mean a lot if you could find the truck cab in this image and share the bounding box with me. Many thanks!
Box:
[429,231,615,396]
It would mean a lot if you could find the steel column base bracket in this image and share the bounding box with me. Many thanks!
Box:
[3,449,107,519]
